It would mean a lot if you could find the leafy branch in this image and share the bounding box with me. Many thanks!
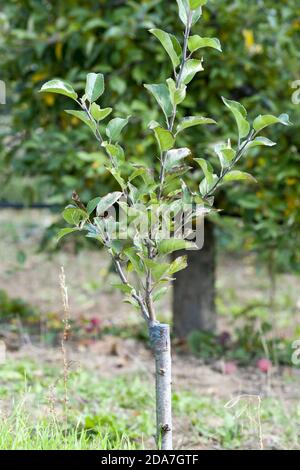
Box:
[157,9,193,199]
[39,0,291,327]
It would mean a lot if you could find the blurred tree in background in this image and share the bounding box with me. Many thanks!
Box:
[1,0,299,335]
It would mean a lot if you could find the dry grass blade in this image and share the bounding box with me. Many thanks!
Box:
[225,394,263,450]
[59,266,71,428]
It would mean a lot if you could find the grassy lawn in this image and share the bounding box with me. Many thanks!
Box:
[0,210,300,450]
[0,355,299,450]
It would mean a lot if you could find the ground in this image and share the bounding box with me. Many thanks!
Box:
[0,209,300,450]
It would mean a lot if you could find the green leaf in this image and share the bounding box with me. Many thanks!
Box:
[39,79,78,100]
[150,124,175,152]
[106,116,130,141]
[181,179,193,203]
[176,116,216,135]
[253,113,292,133]
[144,83,173,119]
[65,110,96,133]
[112,283,133,295]
[188,35,222,53]
[87,197,101,215]
[123,296,139,309]
[148,260,171,282]
[189,0,207,8]
[214,141,236,169]
[85,73,104,103]
[17,250,26,265]
[158,238,193,255]
[177,0,189,24]
[199,174,218,196]
[110,239,122,255]
[194,158,214,185]
[165,148,191,171]
[62,207,88,225]
[166,78,186,106]
[195,158,219,195]
[222,97,250,139]
[177,0,202,26]
[246,137,276,149]
[152,287,169,302]
[90,103,112,121]
[168,255,188,275]
[107,168,126,190]
[223,170,257,183]
[102,142,125,162]
[181,59,204,85]
[96,191,123,215]
[57,227,79,242]
[128,168,146,182]
[143,259,169,281]
[149,29,181,69]
[170,34,183,58]
[124,248,144,274]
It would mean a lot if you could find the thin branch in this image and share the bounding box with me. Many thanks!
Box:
[203,131,255,198]
[150,12,193,321]
[72,192,148,321]
[113,256,150,322]
[158,11,193,199]
[78,99,136,207]
[78,99,103,144]
[145,243,156,322]
[77,98,119,169]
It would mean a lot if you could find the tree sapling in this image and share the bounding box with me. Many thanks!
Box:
[39,0,290,450]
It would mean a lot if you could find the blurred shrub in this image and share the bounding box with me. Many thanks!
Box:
[188,330,224,360]
[0,289,38,320]
[0,0,299,270]
[188,320,293,366]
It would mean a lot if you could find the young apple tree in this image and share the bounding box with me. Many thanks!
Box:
[39,0,290,450]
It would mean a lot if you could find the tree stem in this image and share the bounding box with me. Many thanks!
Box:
[158,11,192,200]
[149,323,172,450]
[112,256,150,322]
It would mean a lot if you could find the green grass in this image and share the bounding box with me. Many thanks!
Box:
[0,356,299,450]
[0,406,136,450]
[0,357,154,450]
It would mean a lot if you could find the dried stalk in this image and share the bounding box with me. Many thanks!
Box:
[59,266,71,428]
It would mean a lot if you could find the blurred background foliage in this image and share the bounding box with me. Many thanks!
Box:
[0,0,299,271]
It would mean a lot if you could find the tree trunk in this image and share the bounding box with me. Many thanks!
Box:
[149,323,172,450]
[173,221,216,338]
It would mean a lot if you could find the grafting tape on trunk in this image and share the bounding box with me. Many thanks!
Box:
[149,323,170,352]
